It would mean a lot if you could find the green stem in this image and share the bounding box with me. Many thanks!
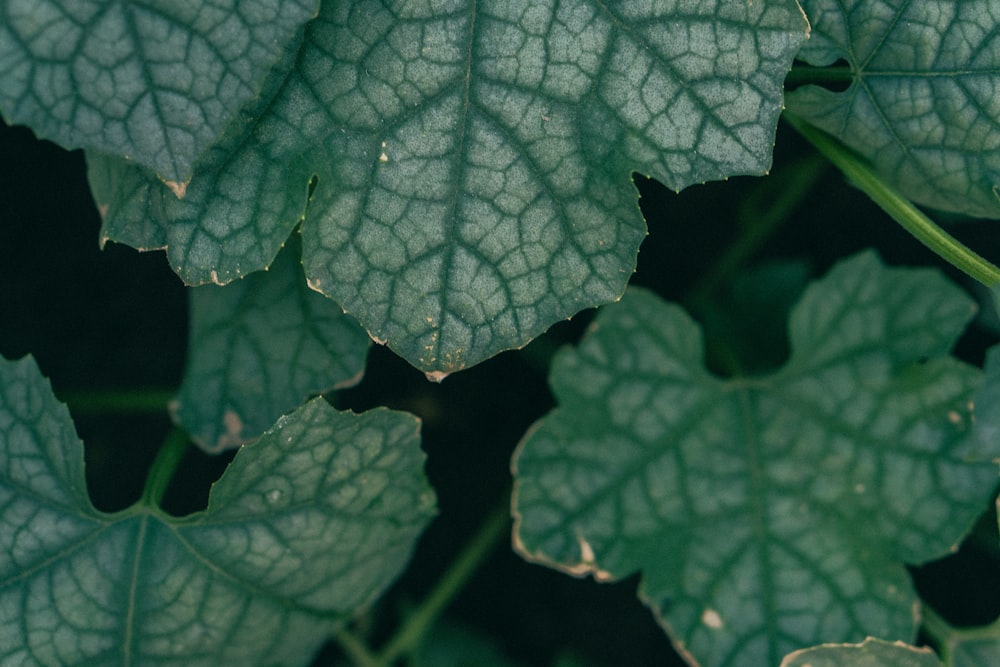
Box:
[784,112,1000,286]
[784,65,854,88]
[58,388,175,414]
[141,427,190,508]
[921,603,1000,661]
[335,629,381,667]
[687,152,827,304]
[684,153,826,378]
[375,501,510,665]
[920,605,954,658]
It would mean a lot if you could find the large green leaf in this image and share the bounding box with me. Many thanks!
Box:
[0,0,318,186]
[781,638,944,667]
[172,235,371,453]
[0,355,435,666]
[787,0,1000,218]
[89,0,808,376]
[512,251,998,667]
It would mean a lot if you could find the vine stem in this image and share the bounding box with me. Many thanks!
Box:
[920,605,954,656]
[337,500,510,666]
[141,427,190,508]
[58,388,175,414]
[921,604,1000,660]
[687,151,827,304]
[783,112,1000,287]
[378,502,509,663]
[783,64,854,88]
[335,630,381,667]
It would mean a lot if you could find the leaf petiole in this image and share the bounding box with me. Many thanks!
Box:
[378,502,509,663]
[687,151,826,304]
[783,112,1000,287]
[337,499,510,666]
[57,388,175,414]
[141,427,190,509]
[783,63,854,88]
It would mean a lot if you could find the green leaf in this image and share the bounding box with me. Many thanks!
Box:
[786,0,1000,218]
[412,620,522,667]
[0,355,435,666]
[914,349,1000,667]
[0,0,318,185]
[925,611,1000,667]
[696,258,811,375]
[172,236,371,453]
[780,638,944,667]
[88,31,311,274]
[91,0,808,375]
[511,251,996,667]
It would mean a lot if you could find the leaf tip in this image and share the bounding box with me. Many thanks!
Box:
[425,370,449,383]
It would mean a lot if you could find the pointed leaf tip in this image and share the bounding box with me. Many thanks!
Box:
[92,0,809,374]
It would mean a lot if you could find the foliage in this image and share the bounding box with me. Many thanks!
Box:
[2,0,1000,666]
[0,356,433,665]
[513,252,995,666]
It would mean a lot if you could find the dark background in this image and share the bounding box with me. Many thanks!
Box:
[2,117,999,665]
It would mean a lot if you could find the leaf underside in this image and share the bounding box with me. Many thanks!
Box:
[788,0,1000,218]
[87,0,808,375]
[0,355,435,666]
[512,251,998,667]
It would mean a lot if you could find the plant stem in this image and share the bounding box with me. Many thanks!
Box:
[58,388,175,414]
[335,628,381,667]
[141,427,190,508]
[919,605,954,657]
[784,112,1000,286]
[687,152,826,304]
[783,64,854,88]
[375,501,510,665]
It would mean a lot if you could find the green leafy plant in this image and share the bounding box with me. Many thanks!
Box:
[2,0,1000,666]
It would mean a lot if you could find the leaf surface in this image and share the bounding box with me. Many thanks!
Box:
[172,236,371,453]
[931,613,1000,667]
[787,0,1000,218]
[512,251,997,667]
[780,638,943,667]
[0,355,435,666]
[91,0,808,375]
[922,348,1000,667]
[0,0,318,184]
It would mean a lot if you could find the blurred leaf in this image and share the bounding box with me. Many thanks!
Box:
[512,251,996,667]
[172,235,371,452]
[91,0,808,375]
[787,0,1000,218]
[0,0,318,184]
[0,355,435,666]
[696,258,811,375]
[781,638,943,667]
[942,628,1000,667]
[928,611,1000,667]
[413,620,522,667]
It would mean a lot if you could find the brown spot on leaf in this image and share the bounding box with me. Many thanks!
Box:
[163,178,190,199]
